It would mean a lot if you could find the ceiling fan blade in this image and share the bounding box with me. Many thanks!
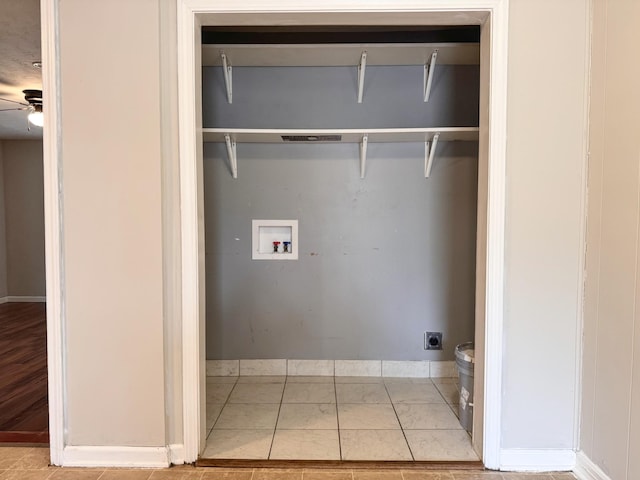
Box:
[0,97,29,107]
[0,107,27,112]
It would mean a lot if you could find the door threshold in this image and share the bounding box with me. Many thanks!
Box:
[196,459,485,470]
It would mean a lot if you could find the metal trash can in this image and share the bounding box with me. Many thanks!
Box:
[455,342,475,432]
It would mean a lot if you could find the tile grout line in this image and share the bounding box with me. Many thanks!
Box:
[266,377,288,459]
[333,374,343,461]
[203,377,238,458]
[207,378,238,442]
[432,378,480,459]
[383,379,415,461]
[434,378,463,423]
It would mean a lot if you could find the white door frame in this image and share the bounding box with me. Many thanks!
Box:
[41,0,65,466]
[40,0,508,469]
[176,0,509,468]
[40,0,507,468]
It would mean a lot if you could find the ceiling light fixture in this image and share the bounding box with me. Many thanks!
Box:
[27,104,43,127]
[0,89,44,129]
[23,89,43,128]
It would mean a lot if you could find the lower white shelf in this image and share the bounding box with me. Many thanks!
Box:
[202,126,478,144]
[203,127,479,179]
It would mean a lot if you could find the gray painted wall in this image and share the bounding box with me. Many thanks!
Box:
[203,65,479,361]
[1,140,45,297]
[203,65,479,129]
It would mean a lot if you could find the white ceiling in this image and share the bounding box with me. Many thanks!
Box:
[0,0,42,140]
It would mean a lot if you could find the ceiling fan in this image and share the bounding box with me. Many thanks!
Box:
[0,89,43,128]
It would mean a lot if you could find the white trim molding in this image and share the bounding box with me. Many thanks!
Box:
[178,0,509,467]
[0,296,47,303]
[480,1,509,470]
[178,0,203,463]
[168,444,186,465]
[574,451,613,480]
[62,446,170,468]
[41,0,66,467]
[499,449,576,472]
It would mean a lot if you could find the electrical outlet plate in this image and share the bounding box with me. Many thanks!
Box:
[425,331,443,350]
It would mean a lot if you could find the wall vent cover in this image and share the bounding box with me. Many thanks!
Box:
[281,135,342,142]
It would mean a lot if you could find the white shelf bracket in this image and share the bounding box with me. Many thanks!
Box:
[221,53,233,104]
[424,132,440,178]
[224,134,237,178]
[357,51,367,104]
[360,134,368,178]
[423,50,438,102]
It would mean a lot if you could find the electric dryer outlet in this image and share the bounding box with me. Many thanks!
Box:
[424,331,443,350]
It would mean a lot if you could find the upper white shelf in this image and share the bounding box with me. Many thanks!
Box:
[202,127,478,143]
[202,43,479,67]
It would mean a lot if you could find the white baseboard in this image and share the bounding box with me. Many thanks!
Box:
[382,360,430,377]
[63,446,170,468]
[168,444,185,465]
[206,360,239,376]
[240,359,287,375]
[335,360,382,376]
[499,448,576,472]
[207,359,456,378]
[288,359,334,376]
[574,451,613,480]
[0,295,46,303]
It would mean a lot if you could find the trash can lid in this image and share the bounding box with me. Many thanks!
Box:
[455,342,475,363]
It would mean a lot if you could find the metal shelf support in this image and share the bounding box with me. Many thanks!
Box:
[360,134,368,178]
[424,50,438,102]
[424,132,440,178]
[357,51,367,103]
[221,53,233,104]
[224,134,237,178]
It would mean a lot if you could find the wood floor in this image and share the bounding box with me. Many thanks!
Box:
[0,302,49,443]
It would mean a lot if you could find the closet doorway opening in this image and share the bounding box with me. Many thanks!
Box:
[202,25,480,464]
[178,2,508,469]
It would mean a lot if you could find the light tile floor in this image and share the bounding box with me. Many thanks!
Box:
[203,376,475,461]
[0,377,577,479]
[0,446,578,479]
